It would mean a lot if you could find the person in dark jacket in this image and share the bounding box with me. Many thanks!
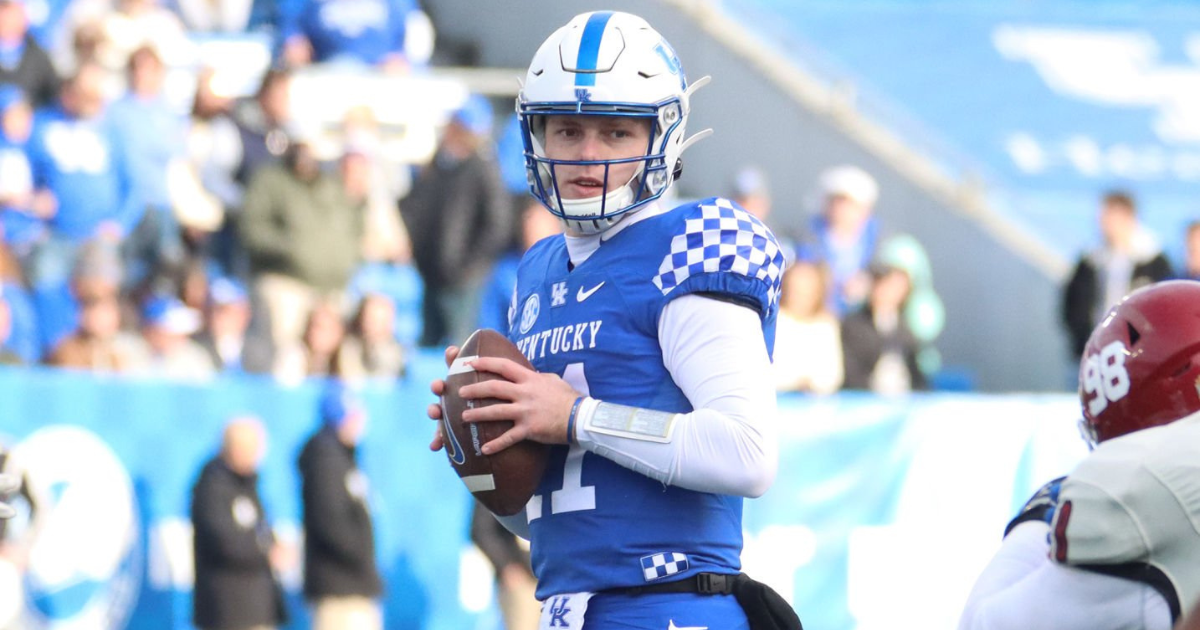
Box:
[841,263,927,394]
[191,416,289,630]
[1061,190,1174,358]
[400,94,510,347]
[298,382,382,630]
[0,0,58,107]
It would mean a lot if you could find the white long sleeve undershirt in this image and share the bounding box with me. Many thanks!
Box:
[574,293,778,497]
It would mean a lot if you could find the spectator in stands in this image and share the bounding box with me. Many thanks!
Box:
[342,116,410,265]
[470,501,537,630]
[0,86,52,262]
[495,113,529,196]
[280,0,414,72]
[240,125,362,367]
[298,381,382,630]
[774,259,843,395]
[799,165,880,317]
[0,244,35,363]
[191,415,290,630]
[731,165,772,223]
[874,233,945,381]
[233,68,293,188]
[57,18,103,76]
[341,110,422,350]
[0,287,21,364]
[108,44,186,292]
[336,292,403,381]
[45,248,138,372]
[477,197,562,333]
[35,239,115,356]
[841,262,926,395]
[1061,190,1173,358]
[125,294,216,381]
[0,0,58,107]
[401,94,509,347]
[26,63,141,290]
[188,69,240,209]
[195,276,271,373]
[22,0,69,51]
[1183,220,1200,281]
[187,68,246,279]
[274,300,345,384]
[347,261,421,352]
[176,255,210,312]
[82,0,192,73]
[172,0,252,32]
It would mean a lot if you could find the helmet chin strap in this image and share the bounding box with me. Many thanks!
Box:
[548,164,645,235]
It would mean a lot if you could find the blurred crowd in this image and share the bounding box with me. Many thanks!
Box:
[7,0,1184,402]
[0,0,950,397]
[0,0,476,385]
[736,164,944,396]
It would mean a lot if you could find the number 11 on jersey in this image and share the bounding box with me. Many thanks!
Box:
[528,362,596,521]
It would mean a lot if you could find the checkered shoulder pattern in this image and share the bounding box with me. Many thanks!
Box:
[652,197,785,315]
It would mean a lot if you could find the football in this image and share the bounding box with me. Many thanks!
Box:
[440,329,549,516]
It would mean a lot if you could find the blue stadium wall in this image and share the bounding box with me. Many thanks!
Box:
[0,359,1086,630]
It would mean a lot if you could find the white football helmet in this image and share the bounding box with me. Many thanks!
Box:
[518,11,712,234]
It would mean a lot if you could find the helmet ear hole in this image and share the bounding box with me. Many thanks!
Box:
[672,158,683,180]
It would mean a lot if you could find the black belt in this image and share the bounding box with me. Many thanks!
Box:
[608,572,738,597]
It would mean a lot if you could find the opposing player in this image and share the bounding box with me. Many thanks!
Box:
[958,280,1200,630]
[427,11,792,629]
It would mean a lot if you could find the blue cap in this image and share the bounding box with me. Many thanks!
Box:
[0,86,26,114]
[209,277,248,306]
[452,94,494,137]
[141,295,201,333]
[733,166,769,199]
[320,381,363,429]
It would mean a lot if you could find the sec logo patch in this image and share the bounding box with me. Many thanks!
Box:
[519,294,541,334]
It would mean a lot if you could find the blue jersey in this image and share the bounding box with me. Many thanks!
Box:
[285,0,411,65]
[508,197,784,598]
[27,107,142,242]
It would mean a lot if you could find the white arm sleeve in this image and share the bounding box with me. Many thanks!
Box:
[574,293,778,497]
[958,522,1172,630]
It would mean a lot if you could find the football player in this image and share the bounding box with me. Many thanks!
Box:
[958,280,1200,630]
[427,11,791,630]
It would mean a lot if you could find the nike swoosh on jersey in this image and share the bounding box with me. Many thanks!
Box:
[667,621,707,630]
[577,281,606,302]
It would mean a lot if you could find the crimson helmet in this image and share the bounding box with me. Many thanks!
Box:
[1079,280,1200,447]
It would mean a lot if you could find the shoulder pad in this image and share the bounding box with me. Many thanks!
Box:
[1051,413,1200,617]
[650,197,785,316]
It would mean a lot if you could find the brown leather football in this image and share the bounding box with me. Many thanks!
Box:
[440,328,549,516]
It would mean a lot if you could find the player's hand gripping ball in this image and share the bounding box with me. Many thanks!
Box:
[440,329,549,516]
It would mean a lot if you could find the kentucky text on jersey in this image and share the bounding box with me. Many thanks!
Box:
[515,320,603,362]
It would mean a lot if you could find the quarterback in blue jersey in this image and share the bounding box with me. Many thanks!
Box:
[428,11,787,630]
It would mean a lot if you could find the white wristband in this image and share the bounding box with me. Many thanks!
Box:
[579,399,679,443]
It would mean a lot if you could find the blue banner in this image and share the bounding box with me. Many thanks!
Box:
[0,358,1087,630]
